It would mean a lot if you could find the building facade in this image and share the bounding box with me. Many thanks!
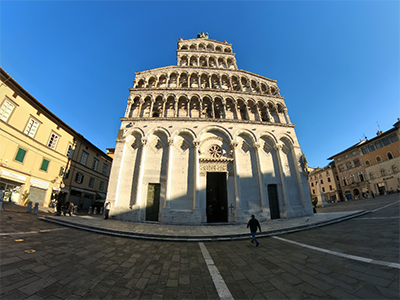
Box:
[359,121,400,195]
[59,135,112,212]
[307,163,340,207]
[0,68,112,209]
[328,141,370,200]
[106,35,313,225]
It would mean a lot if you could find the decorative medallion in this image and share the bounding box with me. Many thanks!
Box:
[209,145,222,158]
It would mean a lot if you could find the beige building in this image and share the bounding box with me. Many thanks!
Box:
[328,141,370,200]
[106,34,313,225]
[0,68,112,209]
[359,120,400,195]
[307,162,340,207]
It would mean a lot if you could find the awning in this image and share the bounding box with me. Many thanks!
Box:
[71,186,96,195]
[96,192,107,199]
[52,187,69,193]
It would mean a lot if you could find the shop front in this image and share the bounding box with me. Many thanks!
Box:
[0,169,27,203]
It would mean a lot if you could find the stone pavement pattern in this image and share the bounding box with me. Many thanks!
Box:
[0,194,399,299]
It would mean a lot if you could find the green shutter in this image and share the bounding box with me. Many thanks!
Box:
[15,148,26,162]
[40,159,49,171]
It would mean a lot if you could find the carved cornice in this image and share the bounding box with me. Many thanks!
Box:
[128,87,284,101]
[120,116,295,128]
[199,157,234,163]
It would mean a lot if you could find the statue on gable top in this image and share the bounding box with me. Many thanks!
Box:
[197,32,209,39]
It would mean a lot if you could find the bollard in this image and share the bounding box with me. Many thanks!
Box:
[26,201,33,213]
[100,207,103,214]
[33,203,39,215]
[88,207,92,215]
[93,207,97,215]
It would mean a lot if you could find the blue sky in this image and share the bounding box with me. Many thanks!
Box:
[1,1,399,168]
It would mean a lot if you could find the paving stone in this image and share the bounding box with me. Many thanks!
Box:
[0,289,29,299]
[346,270,392,287]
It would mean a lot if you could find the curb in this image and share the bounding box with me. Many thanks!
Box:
[38,210,368,242]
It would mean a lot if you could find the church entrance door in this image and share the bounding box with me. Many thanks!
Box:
[206,172,228,223]
[268,184,280,219]
[146,183,160,221]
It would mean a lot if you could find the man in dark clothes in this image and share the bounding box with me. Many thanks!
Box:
[247,214,261,246]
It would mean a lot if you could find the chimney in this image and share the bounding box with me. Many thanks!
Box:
[377,130,383,136]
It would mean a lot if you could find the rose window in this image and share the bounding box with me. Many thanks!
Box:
[209,145,222,158]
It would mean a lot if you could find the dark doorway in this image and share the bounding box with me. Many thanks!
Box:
[377,184,386,196]
[268,184,280,219]
[146,183,160,221]
[206,172,228,223]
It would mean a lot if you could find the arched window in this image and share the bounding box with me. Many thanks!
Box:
[376,156,382,163]
[358,172,365,182]
[342,177,347,186]
[386,152,393,160]
[365,160,371,167]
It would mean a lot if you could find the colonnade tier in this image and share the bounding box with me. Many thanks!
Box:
[178,39,233,53]
[125,93,291,124]
[133,70,280,96]
[177,54,237,70]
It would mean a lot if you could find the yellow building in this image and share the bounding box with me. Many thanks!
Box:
[359,120,400,195]
[307,163,340,207]
[0,68,112,209]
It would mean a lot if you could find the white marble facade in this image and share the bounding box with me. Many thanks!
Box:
[107,35,313,224]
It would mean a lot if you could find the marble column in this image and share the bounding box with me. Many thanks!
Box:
[173,99,178,118]
[199,99,203,118]
[164,138,174,208]
[230,141,241,221]
[186,98,191,117]
[137,99,144,117]
[135,138,148,220]
[192,140,200,210]
[253,142,266,211]
[255,103,262,122]
[283,108,291,124]
[234,100,241,120]
[125,100,133,118]
[274,105,281,123]
[162,99,167,117]
[274,144,290,217]
[266,107,274,123]
[149,99,155,118]
[221,99,227,119]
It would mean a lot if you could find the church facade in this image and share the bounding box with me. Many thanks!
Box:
[106,35,313,224]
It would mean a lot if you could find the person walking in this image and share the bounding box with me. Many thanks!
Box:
[247,214,261,247]
[67,202,74,216]
[104,201,111,220]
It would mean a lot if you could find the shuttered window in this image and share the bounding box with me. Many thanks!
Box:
[40,159,49,171]
[47,133,59,150]
[24,118,40,138]
[0,99,15,122]
[15,148,27,163]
